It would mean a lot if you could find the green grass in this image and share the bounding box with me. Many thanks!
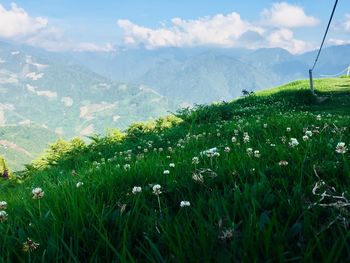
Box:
[0,78,349,262]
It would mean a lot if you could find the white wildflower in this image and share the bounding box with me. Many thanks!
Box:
[246,148,253,157]
[254,150,260,158]
[152,184,162,195]
[192,173,204,183]
[132,186,142,194]
[76,182,84,188]
[192,157,199,165]
[180,201,191,207]
[0,210,8,222]
[305,130,312,137]
[289,138,299,148]
[335,142,347,154]
[124,164,131,171]
[279,160,289,166]
[0,201,7,210]
[32,188,44,199]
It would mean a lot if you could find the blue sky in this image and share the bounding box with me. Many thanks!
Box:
[0,1,349,53]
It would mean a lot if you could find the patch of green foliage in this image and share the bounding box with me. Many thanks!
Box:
[0,78,349,262]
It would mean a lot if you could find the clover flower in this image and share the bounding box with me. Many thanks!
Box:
[243,133,250,143]
[192,173,204,183]
[279,160,289,166]
[76,182,84,188]
[231,136,237,143]
[163,170,170,175]
[124,164,131,171]
[219,228,234,242]
[246,148,253,157]
[289,138,299,148]
[316,114,321,121]
[22,238,39,252]
[0,201,7,210]
[152,184,162,195]
[169,163,175,168]
[180,201,191,207]
[132,186,142,194]
[286,127,291,132]
[0,210,8,222]
[254,150,260,158]
[305,130,312,137]
[303,135,309,141]
[192,157,199,165]
[335,142,347,154]
[32,188,44,199]
[224,147,231,153]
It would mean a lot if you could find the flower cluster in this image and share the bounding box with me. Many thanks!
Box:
[289,138,299,148]
[152,184,162,195]
[336,142,347,154]
[32,188,44,199]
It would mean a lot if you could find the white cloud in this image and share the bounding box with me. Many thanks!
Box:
[0,3,114,52]
[0,3,47,38]
[117,13,264,49]
[267,28,315,54]
[261,2,319,28]
[117,8,317,54]
[336,14,350,33]
[329,38,350,46]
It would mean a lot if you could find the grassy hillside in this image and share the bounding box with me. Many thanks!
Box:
[0,78,349,262]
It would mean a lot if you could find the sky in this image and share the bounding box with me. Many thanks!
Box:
[0,0,349,54]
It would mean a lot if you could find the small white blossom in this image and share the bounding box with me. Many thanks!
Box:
[305,130,312,137]
[32,188,44,199]
[316,114,321,121]
[180,201,191,207]
[152,184,162,195]
[335,142,347,154]
[169,163,175,168]
[124,164,131,171]
[132,186,142,194]
[192,173,204,183]
[0,210,8,222]
[254,150,260,158]
[231,136,237,143]
[224,147,231,153]
[279,160,289,166]
[246,148,253,156]
[286,127,291,132]
[243,133,250,143]
[0,201,7,210]
[303,135,309,141]
[76,182,84,188]
[192,157,199,165]
[163,170,170,175]
[289,138,299,148]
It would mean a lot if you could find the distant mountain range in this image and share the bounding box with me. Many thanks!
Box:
[70,44,350,103]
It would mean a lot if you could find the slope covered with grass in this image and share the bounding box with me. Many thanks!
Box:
[0,78,349,262]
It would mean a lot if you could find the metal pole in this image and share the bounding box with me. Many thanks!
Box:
[309,69,315,95]
[347,66,350,76]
